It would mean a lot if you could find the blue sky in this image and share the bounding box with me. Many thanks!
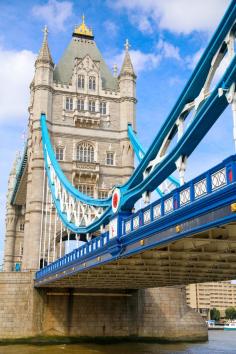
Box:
[0,0,233,263]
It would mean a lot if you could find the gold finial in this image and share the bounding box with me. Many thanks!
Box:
[74,14,93,37]
[125,39,131,51]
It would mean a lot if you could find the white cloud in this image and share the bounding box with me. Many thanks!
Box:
[129,50,161,72]
[157,39,181,61]
[108,49,161,74]
[130,14,153,34]
[0,47,36,123]
[107,38,181,75]
[109,0,230,35]
[32,0,73,32]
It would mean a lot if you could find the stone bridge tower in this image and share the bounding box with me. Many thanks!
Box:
[4,18,136,271]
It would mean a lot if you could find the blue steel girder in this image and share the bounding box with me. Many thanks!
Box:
[127,123,180,198]
[120,56,236,210]
[41,114,113,234]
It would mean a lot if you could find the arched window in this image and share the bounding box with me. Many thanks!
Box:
[77,142,94,163]
[78,75,85,89]
[56,146,64,161]
[89,76,96,90]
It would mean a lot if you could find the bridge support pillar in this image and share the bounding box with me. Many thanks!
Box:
[38,286,207,341]
[0,274,207,342]
[137,287,207,341]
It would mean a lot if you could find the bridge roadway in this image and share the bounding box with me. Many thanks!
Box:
[35,155,236,288]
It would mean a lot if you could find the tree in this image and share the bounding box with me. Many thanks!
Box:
[225,307,236,320]
[210,307,221,321]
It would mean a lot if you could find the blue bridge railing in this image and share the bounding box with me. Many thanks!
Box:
[36,231,110,279]
[122,155,236,236]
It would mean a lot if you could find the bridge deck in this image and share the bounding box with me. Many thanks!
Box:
[35,156,236,288]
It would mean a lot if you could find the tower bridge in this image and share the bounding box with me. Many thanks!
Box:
[1,0,236,342]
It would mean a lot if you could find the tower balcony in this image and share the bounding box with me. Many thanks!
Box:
[73,110,101,128]
[72,160,100,183]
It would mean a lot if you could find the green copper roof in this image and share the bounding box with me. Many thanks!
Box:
[53,37,118,90]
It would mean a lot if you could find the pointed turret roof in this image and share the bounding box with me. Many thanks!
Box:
[10,152,21,176]
[53,18,117,90]
[119,39,136,78]
[36,26,54,66]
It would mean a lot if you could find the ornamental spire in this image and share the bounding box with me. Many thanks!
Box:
[119,39,136,78]
[36,25,54,66]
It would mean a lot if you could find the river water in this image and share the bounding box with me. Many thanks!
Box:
[0,331,235,354]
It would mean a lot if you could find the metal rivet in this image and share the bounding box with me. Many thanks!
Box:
[231,203,236,212]
[176,225,182,233]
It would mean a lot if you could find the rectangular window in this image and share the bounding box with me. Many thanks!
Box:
[65,97,73,111]
[56,147,64,161]
[78,75,85,89]
[78,184,94,197]
[89,76,96,90]
[77,99,84,111]
[19,223,24,231]
[100,102,106,115]
[106,152,114,165]
[99,191,108,199]
[89,100,96,112]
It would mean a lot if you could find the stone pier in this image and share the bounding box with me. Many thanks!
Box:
[0,272,207,341]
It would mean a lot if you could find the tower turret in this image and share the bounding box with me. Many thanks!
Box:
[34,26,54,87]
[118,39,136,131]
[22,27,54,270]
[3,153,21,271]
[118,39,136,172]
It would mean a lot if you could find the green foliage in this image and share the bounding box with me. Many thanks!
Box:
[210,307,220,321]
[225,307,236,320]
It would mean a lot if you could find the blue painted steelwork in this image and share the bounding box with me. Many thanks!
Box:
[127,124,180,197]
[118,1,236,204]
[41,113,113,233]
[120,56,236,209]
[35,154,236,283]
[41,114,110,207]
